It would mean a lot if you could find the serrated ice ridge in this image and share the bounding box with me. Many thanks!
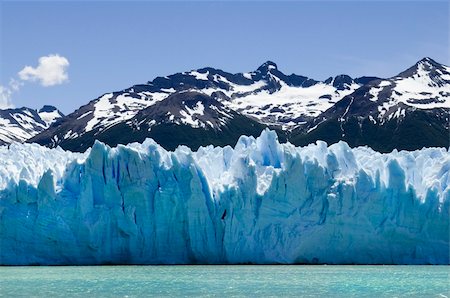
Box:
[0,130,448,265]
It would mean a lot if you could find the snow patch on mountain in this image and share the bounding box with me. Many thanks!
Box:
[225,80,360,128]
[189,70,209,81]
[392,61,450,109]
[38,106,64,126]
[179,101,206,127]
[369,81,391,102]
[85,89,175,133]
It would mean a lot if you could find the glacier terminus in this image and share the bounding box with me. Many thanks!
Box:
[0,130,448,265]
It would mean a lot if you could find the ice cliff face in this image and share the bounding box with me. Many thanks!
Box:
[0,130,448,265]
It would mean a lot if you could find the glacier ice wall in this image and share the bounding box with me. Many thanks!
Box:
[0,130,448,265]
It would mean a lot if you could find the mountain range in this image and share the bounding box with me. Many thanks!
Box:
[1,57,448,152]
[0,105,63,145]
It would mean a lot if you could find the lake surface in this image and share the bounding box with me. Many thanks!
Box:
[0,265,448,297]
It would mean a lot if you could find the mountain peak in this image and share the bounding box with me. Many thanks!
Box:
[415,57,442,69]
[39,105,59,113]
[257,61,278,73]
[37,105,64,127]
[396,57,446,79]
[332,74,354,90]
[418,57,437,64]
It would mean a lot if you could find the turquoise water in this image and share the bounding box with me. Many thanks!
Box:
[0,266,448,297]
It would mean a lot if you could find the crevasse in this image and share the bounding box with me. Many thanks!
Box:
[0,130,448,265]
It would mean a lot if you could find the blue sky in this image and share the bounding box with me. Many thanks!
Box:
[1,0,448,114]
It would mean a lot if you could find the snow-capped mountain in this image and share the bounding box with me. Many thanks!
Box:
[177,61,363,129]
[32,91,270,151]
[38,60,364,136]
[28,61,369,151]
[0,105,63,145]
[322,57,450,122]
[37,105,64,126]
[292,57,450,151]
[217,62,363,129]
[127,91,236,130]
[29,58,449,152]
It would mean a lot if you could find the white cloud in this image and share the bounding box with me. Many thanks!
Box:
[18,54,69,87]
[9,78,23,92]
[0,85,14,109]
[0,54,69,109]
[0,79,22,109]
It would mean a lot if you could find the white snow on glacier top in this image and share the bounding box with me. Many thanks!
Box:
[0,130,448,203]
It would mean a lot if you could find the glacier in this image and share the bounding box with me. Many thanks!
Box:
[0,129,448,265]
